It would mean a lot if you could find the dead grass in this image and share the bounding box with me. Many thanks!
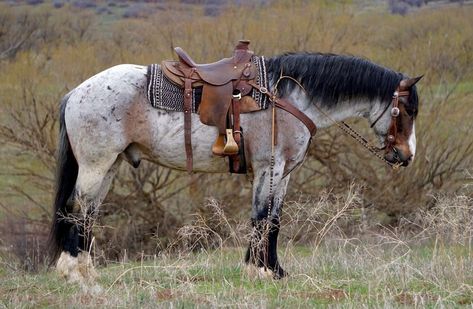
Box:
[2,190,473,307]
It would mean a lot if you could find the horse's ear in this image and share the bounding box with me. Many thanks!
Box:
[400,75,423,89]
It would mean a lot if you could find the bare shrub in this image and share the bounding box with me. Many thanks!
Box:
[166,185,364,255]
[0,4,98,61]
[404,194,473,245]
[0,204,49,271]
[53,1,63,9]
[281,183,363,247]
[122,4,148,19]
[72,1,97,9]
[171,198,247,253]
[0,6,40,59]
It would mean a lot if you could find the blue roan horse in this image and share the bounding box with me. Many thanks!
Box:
[49,51,421,283]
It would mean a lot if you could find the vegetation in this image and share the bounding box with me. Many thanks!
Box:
[0,0,472,306]
[2,192,473,307]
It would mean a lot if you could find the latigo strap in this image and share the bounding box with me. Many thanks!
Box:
[274,99,317,136]
[183,70,195,172]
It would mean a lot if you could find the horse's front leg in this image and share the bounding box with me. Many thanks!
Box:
[245,167,290,279]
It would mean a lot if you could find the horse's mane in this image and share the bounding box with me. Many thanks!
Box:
[265,52,408,108]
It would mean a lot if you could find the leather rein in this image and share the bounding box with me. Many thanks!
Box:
[248,79,317,136]
[320,85,410,170]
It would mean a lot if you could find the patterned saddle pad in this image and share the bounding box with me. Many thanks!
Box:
[146,56,269,113]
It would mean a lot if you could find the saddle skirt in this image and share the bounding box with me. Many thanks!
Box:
[146,55,270,115]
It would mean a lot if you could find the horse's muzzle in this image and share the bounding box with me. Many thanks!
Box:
[384,147,412,167]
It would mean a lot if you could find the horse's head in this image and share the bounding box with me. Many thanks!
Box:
[371,76,422,167]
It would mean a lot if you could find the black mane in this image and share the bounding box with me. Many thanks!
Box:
[265,53,406,107]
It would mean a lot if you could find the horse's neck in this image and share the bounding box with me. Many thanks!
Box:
[286,89,374,129]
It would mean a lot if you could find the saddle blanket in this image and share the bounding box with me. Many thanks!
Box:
[146,56,269,113]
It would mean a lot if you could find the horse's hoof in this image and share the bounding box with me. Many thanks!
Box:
[245,263,287,280]
[272,265,288,280]
[56,251,99,286]
[77,252,98,280]
[244,264,273,280]
[56,251,84,283]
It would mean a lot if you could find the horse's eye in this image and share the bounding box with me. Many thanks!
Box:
[405,108,416,117]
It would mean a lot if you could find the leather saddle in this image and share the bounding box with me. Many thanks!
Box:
[161,40,261,172]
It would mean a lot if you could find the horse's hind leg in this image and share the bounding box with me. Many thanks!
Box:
[245,166,290,279]
[56,156,120,283]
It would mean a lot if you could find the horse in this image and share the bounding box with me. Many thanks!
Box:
[49,51,421,283]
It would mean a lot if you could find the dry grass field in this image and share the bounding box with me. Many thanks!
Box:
[2,193,473,307]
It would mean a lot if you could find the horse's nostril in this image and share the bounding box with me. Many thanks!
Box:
[392,148,400,161]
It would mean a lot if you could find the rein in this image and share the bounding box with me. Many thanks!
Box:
[312,101,400,170]
[312,86,410,170]
[257,76,410,170]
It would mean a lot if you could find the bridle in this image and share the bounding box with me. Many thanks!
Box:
[370,86,410,152]
[308,83,411,169]
[260,77,412,169]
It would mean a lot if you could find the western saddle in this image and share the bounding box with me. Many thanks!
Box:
[161,40,317,173]
[162,40,262,173]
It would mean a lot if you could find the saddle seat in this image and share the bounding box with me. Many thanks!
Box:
[172,44,255,86]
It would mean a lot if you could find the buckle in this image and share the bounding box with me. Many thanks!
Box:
[391,107,400,117]
[232,92,242,100]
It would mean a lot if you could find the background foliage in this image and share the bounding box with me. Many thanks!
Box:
[0,0,472,270]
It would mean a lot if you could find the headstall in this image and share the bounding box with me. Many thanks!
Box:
[370,87,410,151]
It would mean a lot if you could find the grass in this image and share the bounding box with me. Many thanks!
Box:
[2,185,472,307]
[1,240,473,308]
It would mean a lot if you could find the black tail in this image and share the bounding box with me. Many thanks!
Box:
[48,93,79,263]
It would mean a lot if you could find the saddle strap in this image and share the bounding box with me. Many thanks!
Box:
[247,80,317,136]
[232,94,241,171]
[184,74,194,173]
[274,99,317,136]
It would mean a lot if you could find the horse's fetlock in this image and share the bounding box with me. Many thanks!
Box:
[77,252,98,280]
[57,251,83,282]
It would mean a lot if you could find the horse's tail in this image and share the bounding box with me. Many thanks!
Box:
[48,92,78,263]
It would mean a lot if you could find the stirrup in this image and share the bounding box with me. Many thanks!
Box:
[212,134,226,156]
[223,129,239,155]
